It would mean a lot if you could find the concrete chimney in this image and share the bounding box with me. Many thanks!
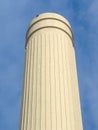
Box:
[20,13,83,130]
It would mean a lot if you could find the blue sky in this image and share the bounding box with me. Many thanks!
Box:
[0,0,98,130]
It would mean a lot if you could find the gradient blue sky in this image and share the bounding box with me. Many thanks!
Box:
[0,0,98,130]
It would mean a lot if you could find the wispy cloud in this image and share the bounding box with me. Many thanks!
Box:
[69,1,98,129]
